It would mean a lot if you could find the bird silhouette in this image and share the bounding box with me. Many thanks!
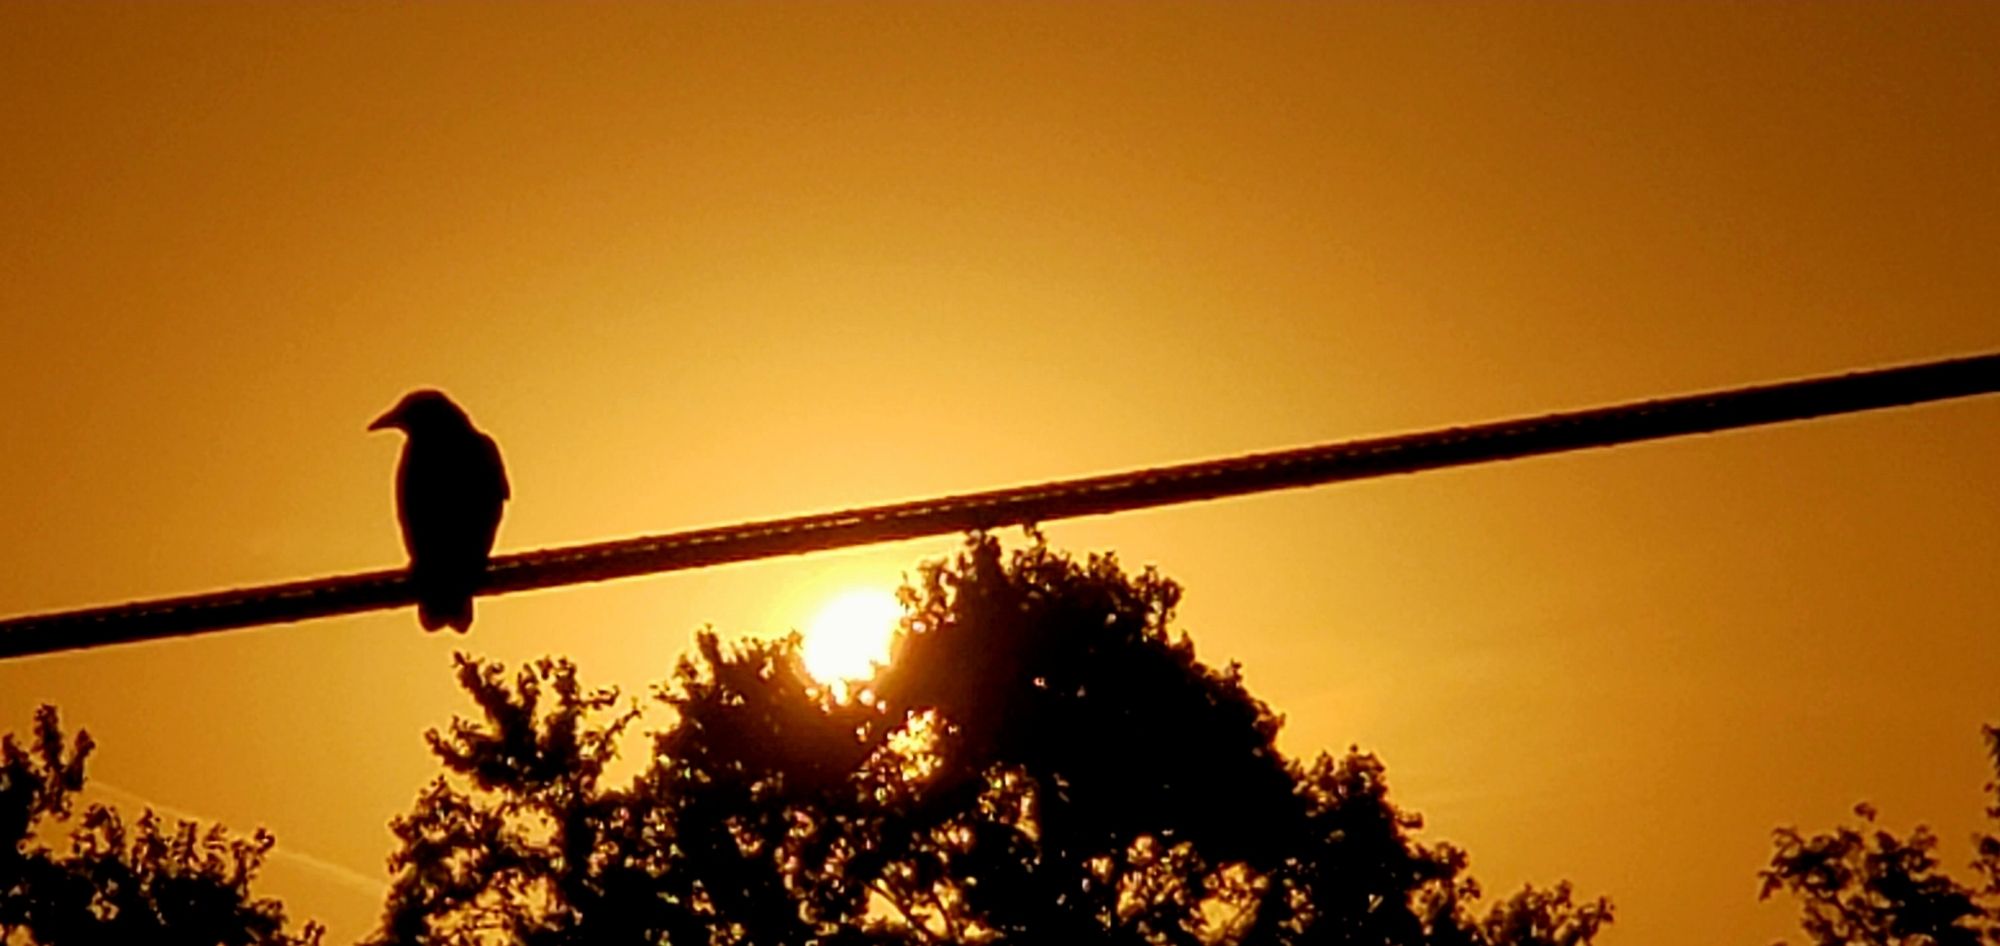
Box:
[369,390,509,632]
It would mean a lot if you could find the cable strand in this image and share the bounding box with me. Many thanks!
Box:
[1,351,1994,660]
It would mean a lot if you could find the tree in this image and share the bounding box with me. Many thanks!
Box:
[373,532,1611,945]
[1761,727,2000,946]
[0,705,323,946]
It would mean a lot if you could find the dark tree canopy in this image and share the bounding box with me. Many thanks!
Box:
[371,533,1611,945]
[1762,726,2000,946]
[0,706,322,946]
[14,533,2000,944]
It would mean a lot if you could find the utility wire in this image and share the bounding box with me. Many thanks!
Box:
[2,351,1995,661]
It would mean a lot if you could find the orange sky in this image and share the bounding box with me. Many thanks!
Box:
[2,4,1997,943]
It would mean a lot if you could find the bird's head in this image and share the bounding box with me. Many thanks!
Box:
[369,389,470,435]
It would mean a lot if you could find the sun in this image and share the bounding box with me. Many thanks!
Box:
[801,587,902,685]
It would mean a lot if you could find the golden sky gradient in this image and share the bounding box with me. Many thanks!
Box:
[3,4,1997,943]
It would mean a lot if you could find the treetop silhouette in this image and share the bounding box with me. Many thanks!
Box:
[1761,725,2000,946]
[371,533,1611,945]
[0,706,323,946]
[18,532,2000,944]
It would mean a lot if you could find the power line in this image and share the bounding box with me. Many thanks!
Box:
[2,351,1995,661]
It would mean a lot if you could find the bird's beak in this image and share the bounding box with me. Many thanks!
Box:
[368,406,401,432]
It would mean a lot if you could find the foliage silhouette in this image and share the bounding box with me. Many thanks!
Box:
[371,533,1611,945]
[1761,726,2000,946]
[16,534,2000,945]
[0,706,323,946]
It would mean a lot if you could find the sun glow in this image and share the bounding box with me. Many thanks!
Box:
[801,588,902,685]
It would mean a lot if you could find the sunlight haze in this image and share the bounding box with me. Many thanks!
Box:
[803,587,902,687]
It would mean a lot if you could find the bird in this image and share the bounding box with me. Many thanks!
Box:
[369,390,509,632]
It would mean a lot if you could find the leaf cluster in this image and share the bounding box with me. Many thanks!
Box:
[1761,725,2000,946]
[0,705,322,946]
[372,534,1610,946]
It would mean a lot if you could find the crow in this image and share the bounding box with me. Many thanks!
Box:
[369,390,509,632]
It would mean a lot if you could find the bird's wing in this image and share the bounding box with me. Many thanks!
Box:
[399,434,507,565]
[479,433,510,504]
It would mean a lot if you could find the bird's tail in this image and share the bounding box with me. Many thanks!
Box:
[417,593,474,633]
[411,567,478,633]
